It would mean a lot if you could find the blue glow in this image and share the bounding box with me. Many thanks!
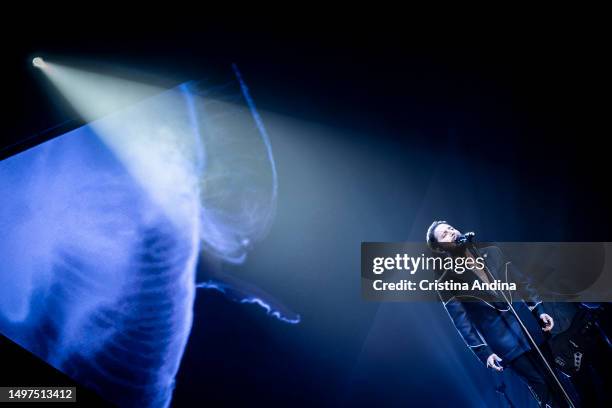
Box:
[239,298,301,324]
[189,72,279,265]
[231,63,279,204]
[181,82,205,176]
[0,73,296,407]
[197,281,301,324]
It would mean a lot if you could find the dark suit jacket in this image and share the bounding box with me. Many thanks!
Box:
[440,246,546,365]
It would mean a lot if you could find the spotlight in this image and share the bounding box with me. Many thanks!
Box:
[32,57,46,69]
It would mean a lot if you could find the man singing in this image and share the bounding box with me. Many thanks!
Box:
[426,220,564,407]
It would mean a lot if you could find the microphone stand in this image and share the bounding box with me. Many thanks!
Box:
[465,240,576,408]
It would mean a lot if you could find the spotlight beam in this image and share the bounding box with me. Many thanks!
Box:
[32,57,46,69]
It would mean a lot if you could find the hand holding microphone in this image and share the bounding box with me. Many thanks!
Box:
[455,231,475,245]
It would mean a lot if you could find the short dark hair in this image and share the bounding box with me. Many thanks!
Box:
[426,220,448,253]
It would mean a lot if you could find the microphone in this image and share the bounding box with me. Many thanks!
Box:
[455,231,475,245]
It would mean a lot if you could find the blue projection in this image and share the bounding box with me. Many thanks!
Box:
[0,73,295,407]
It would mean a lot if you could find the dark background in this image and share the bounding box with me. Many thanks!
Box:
[2,24,608,407]
[4,26,608,239]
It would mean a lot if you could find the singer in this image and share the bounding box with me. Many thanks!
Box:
[425,221,565,407]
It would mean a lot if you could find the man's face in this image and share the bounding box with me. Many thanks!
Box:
[433,223,461,246]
